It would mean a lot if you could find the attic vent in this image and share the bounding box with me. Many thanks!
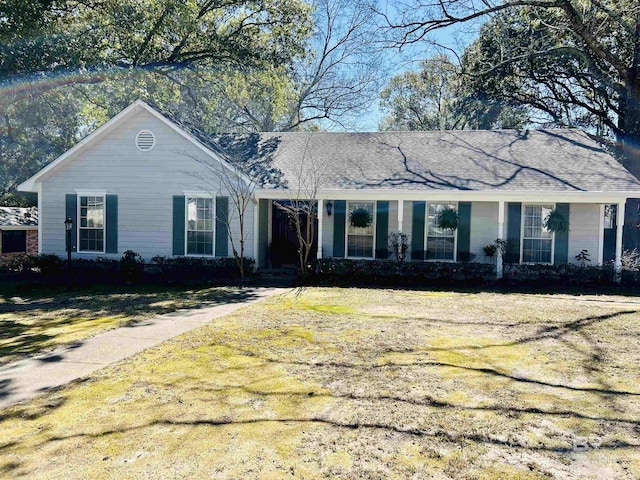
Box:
[135,130,155,151]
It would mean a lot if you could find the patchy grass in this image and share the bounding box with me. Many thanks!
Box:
[1,287,639,479]
[0,284,251,365]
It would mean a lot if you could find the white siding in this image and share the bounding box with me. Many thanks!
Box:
[40,109,254,260]
[568,203,600,265]
[470,202,499,258]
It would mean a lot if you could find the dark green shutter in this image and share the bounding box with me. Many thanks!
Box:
[553,203,570,264]
[456,202,472,262]
[411,201,426,261]
[105,194,118,254]
[258,199,269,267]
[65,194,77,252]
[505,203,522,263]
[375,201,389,259]
[623,198,640,252]
[172,196,185,256]
[215,196,228,257]
[333,200,346,257]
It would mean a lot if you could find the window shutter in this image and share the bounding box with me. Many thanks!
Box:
[332,200,346,257]
[375,201,389,259]
[215,196,228,257]
[505,203,522,263]
[456,202,472,262]
[172,196,185,256]
[411,201,425,261]
[553,203,570,264]
[65,194,77,252]
[105,195,118,254]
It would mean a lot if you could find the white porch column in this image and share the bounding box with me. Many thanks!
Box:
[253,199,259,269]
[597,204,605,266]
[398,199,404,232]
[317,199,324,260]
[497,201,505,279]
[614,200,626,281]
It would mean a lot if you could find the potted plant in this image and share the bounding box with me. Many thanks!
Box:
[437,207,459,230]
[544,209,570,233]
[349,207,373,228]
[483,244,498,257]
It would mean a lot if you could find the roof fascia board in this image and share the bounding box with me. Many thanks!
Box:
[255,188,637,204]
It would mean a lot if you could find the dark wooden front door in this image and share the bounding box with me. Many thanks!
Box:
[270,202,317,266]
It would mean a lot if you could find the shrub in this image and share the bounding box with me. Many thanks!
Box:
[149,256,255,284]
[308,258,495,287]
[120,250,144,284]
[502,263,613,287]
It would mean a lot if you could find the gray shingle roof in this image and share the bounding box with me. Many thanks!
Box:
[0,207,38,227]
[165,105,640,193]
[244,129,640,192]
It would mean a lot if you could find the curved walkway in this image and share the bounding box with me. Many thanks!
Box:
[0,287,284,409]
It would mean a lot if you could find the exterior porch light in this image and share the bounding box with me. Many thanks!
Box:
[326,200,333,216]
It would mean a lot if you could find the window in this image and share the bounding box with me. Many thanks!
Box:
[79,196,104,252]
[187,197,214,255]
[604,204,616,229]
[522,205,553,263]
[1,230,26,253]
[346,201,375,258]
[426,203,456,260]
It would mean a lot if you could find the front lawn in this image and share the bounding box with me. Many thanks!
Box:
[1,288,639,479]
[0,284,251,365]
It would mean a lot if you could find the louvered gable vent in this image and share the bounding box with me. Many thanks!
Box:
[135,130,155,151]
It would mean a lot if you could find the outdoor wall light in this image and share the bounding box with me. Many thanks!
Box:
[64,216,73,231]
[326,201,333,216]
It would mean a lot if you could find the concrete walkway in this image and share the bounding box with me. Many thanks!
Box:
[0,287,285,409]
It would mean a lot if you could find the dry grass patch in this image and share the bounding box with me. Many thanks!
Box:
[1,287,639,479]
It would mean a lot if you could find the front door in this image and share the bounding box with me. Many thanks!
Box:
[270,202,317,266]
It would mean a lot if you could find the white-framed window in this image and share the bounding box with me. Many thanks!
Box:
[346,201,375,258]
[521,204,554,263]
[78,195,105,253]
[186,196,214,256]
[425,203,456,261]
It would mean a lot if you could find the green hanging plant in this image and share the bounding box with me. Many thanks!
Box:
[349,207,373,228]
[544,209,570,233]
[437,207,460,230]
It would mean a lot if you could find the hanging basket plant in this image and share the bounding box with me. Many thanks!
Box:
[437,207,460,230]
[544,209,570,233]
[349,207,373,228]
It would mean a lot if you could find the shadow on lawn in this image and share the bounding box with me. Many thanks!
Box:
[1,297,638,475]
[0,285,262,363]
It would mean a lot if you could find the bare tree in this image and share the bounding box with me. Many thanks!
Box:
[183,154,258,283]
[274,137,327,276]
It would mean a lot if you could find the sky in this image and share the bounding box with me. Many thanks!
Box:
[357,1,480,131]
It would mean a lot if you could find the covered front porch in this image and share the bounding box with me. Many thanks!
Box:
[253,191,638,276]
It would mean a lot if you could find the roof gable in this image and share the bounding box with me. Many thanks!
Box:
[17,100,248,192]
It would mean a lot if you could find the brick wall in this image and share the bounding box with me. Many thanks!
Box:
[26,229,38,254]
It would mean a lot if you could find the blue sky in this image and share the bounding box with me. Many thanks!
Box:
[357,1,480,131]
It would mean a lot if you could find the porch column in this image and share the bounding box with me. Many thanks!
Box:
[253,199,259,269]
[597,204,605,265]
[398,199,404,232]
[317,199,324,260]
[497,200,505,279]
[614,199,626,281]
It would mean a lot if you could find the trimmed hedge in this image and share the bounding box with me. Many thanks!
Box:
[308,259,496,287]
[0,253,254,286]
[502,263,615,287]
